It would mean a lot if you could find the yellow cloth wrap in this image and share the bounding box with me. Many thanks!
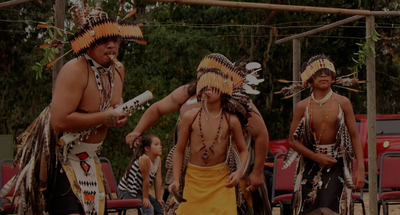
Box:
[176,163,237,215]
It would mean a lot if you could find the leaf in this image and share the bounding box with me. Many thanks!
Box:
[56,29,63,37]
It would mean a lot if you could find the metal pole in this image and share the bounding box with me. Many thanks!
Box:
[292,39,301,111]
[366,15,377,215]
[142,0,372,15]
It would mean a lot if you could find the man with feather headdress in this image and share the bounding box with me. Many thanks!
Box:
[126,53,272,214]
[0,4,146,215]
[282,54,365,215]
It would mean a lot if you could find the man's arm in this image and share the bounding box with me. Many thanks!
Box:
[341,96,365,190]
[50,59,119,133]
[245,103,269,190]
[225,115,249,188]
[168,110,192,193]
[126,84,191,147]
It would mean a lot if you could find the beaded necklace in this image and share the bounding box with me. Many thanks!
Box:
[309,94,333,148]
[198,107,223,162]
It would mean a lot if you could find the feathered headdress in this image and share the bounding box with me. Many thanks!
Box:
[196,53,265,126]
[196,53,242,98]
[39,4,147,68]
[275,54,365,99]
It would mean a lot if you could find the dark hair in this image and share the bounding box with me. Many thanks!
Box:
[132,134,157,160]
[124,134,158,181]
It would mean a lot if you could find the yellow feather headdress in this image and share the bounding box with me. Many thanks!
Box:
[275,54,365,98]
[197,53,244,89]
[39,5,147,67]
[69,7,146,56]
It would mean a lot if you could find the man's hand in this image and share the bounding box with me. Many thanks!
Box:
[126,131,142,148]
[314,153,337,169]
[225,171,241,188]
[353,168,365,190]
[104,107,119,127]
[246,171,264,191]
[113,103,128,127]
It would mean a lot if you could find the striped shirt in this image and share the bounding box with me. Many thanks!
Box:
[117,155,160,197]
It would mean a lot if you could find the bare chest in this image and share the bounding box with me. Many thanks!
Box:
[78,71,123,113]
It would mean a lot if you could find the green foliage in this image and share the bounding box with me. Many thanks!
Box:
[0,1,54,136]
[350,29,381,73]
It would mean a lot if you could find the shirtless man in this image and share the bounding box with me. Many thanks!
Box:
[49,7,145,215]
[284,54,364,215]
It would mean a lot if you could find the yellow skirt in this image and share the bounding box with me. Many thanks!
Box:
[176,162,237,215]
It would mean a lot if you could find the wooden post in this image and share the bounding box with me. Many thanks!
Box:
[53,0,65,92]
[292,39,301,111]
[366,15,377,215]
[142,0,372,15]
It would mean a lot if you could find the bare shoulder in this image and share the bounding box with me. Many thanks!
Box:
[295,97,310,112]
[115,64,125,80]
[55,57,88,85]
[226,112,241,125]
[181,107,201,121]
[333,93,352,108]
[138,154,150,165]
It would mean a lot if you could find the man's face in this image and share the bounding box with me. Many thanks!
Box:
[202,87,222,103]
[312,71,335,89]
[87,38,120,67]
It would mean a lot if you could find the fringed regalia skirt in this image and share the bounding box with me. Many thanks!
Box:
[59,141,106,215]
[298,143,346,215]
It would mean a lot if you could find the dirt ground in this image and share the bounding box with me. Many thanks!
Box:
[124,190,400,215]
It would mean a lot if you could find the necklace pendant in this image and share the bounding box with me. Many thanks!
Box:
[209,145,215,155]
[202,151,209,160]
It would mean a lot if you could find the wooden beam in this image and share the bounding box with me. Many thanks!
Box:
[366,15,377,215]
[276,15,364,44]
[292,39,301,111]
[142,0,372,16]
[0,0,34,9]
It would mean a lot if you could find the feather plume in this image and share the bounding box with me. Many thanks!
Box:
[334,85,361,93]
[0,175,17,197]
[37,23,53,28]
[121,8,137,21]
[277,79,301,83]
[164,145,176,185]
[5,106,58,214]
[68,5,85,30]
[46,49,73,68]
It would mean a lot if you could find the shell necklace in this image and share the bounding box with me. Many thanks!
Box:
[311,89,333,106]
[203,96,222,120]
[198,107,223,163]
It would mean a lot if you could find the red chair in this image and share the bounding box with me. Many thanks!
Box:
[0,159,19,215]
[378,152,400,215]
[100,157,142,215]
[271,153,296,214]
